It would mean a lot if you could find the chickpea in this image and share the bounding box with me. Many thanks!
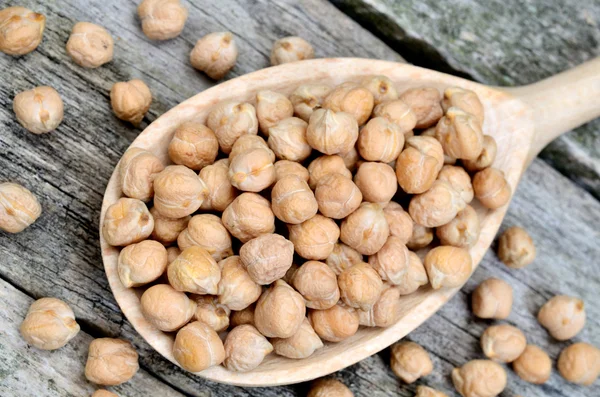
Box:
[292,260,340,310]
[409,180,465,228]
[168,246,221,294]
[373,99,417,132]
[424,246,472,289]
[167,246,181,264]
[315,173,362,219]
[472,278,513,320]
[102,198,153,246]
[438,165,473,204]
[339,146,359,172]
[13,86,63,134]
[436,107,484,160]
[222,192,275,242]
[308,378,353,397]
[153,165,208,218]
[275,160,309,182]
[289,83,331,122]
[110,79,152,126]
[397,252,429,295]
[66,22,113,68]
[255,90,294,134]
[322,82,375,126]
[354,162,397,204]
[272,318,324,359]
[117,240,167,288]
[557,342,600,386]
[338,262,383,311]
[357,117,404,163]
[199,159,238,211]
[368,236,410,285]
[306,109,359,155]
[230,304,255,328]
[309,304,359,342]
[512,345,552,384]
[326,243,363,275]
[119,148,164,202]
[150,207,189,245]
[359,284,400,327]
[441,87,484,126]
[307,154,352,190]
[270,36,314,65]
[399,87,443,129]
[190,295,230,332]
[497,226,536,269]
[217,256,261,311]
[481,324,526,363]
[538,295,586,340]
[206,101,258,154]
[20,297,80,350]
[85,338,139,386]
[407,223,434,250]
[137,0,188,40]
[190,32,237,80]
[472,167,512,209]
[0,6,45,56]
[140,284,196,331]
[0,182,41,233]
[271,175,318,224]
[437,205,479,248]
[415,386,448,397]
[228,148,276,192]
[383,202,413,245]
[390,341,433,384]
[254,280,306,338]
[268,117,312,161]
[463,135,497,172]
[173,321,225,372]
[361,75,398,105]
[168,122,218,170]
[177,214,232,261]
[229,134,275,162]
[223,324,273,372]
[396,136,444,194]
[340,203,389,255]
[92,391,118,397]
[289,214,340,260]
[452,360,506,397]
[240,233,294,285]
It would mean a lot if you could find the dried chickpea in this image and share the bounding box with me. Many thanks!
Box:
[463,135,497,172]
[409,180,465,228]
[340,203,389,255]
[268,117,312,161]
[441,87,484,126]
[481,324,526,363]
[383,202,413,244]
[92,391,118,397]
[538,295,586,340]
[173,321,225,372]
[275,160,309,182]
[407,223,434,250]
[472,167,511,209]
[217,256,261,311]
[119,148,164,202]
[292,260,340,310]
[361,75,398,105]
[306,109,359,155]
[390,341,433,384]
[435,107,484,160]
[557,342,600,385]
[230,304,255,327]
[437,205,480,248]
[357,117,404,163]
[254,280,306,338]
[177,214,232,261]
[289,214,340,260]
[13,86,63,134]
[437,165,473,204]
[289,83,331,122]
[150,207,188,245]
[0,6,45,56]
[140,284,196,331]
[497,226,535,269]
[271,175,318,224]
[66,22,113,68]
[359,284,401,327]
[512,345,552,384]
[137,0,188,41]
[307,154,352,190]
[452,360,506,397]
[117,240,167,288]
[272,318,323,359]
[228,148,276,192]
[397,252,429,295]
[206,101,258,154]
[368,236,410,285]
[110,79,152,126]
[415,386,448,397]
[102,198,153,246]
[472,278,513,320]
[308,378,353,397]
[315,173,362,219]
[270,36,314,65]
[190,32,237,80]
[190,295,230,332]
[338,262,383,311]
[256,90,294,134]
[229,134,275,162]
[0,182,41,233]
[240,233,294,285]
[168,122,218,170]
[373,99,417,132]
[322,82,375,126]
[354,162,397,204]
[85,338,139,386]
[396,136,444,194]
[326,243,363,275]
[222,193,275,242]
[399,87,443,129]
[309,304,359,342]
[20,297,80,350]
[168,246,221,294]
[424,246,472,289]
[153,165,207,218]
[167,246,180,264]
[199,159,238,211]
[224,324,273,372]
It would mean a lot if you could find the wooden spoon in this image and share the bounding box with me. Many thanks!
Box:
[100,57,600,387]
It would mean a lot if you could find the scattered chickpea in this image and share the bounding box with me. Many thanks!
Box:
[256,90,294,134]
[441,87,484,126]
[254,280,306,338]
[354,162,397,204]
[217,256,261,311]
[390,341,433,384]
[140,284,196,331]
[292,260,340,310]
[368,236,410,285]
[396,136,444,194]
[274,159,310,182]
[288,214,340,260]
[322,82,375,126]
[407,222,434,250]
[436,205,480,248]
[452,360,506,397]
[168,246,221,294]
[361,75,398,105]
[481,324,526,363]
[137,0,188,41]
[270,36,314,65]
[359,284,400,327]
[471,278,513,320]
[66,22,113,68]
[13,86,63,134]
[173,321,225,372]
[85,338,139,386]
[326,243,363,275]
[409,180,465,228]
[168,122,218,170]
[110,79,152,126]
[20,297,80,350]
[199,159,238,211]
[150,207,189,245]
[102,198,154,246]
[240,233,294,285]
[221,192,275,242]
[117,240,167,288]
[399,87,443,129]
[153,165,208,218]
[513,345,552,384]
[190,295,230,332]
[472,167,511,209]
[307,109,359,155]
[167,246,181,265]
[340,203,389,255]
[415,386,448,397]
[424,246,472,289]
[229,134,275,162]
[308,378,354,397]
[538,295,586,340]
[228,147,276,192]
[92,391,118,397]
[435,107,483,160]
[0,6,45,56]
[463,135,497,172]
[206,101,258,154]
[396,252,429,295]
[338,262,383,311]
[373,99,417,133]
[268,117,312,161]
[289,83,331,122]
[190,32,238,80]
[309,304,359,342]
[557,342,600,386]
[271,175,318,224]
[177,214,232,261]
[315,172,362,219]
[224,324,273,372]
[383,202,413,245]
[119,148,164,202]
[357,117,404,163]
[307,154,352,190]
[272,318,324,359]
[230,304,255,328]
[497,226,536,269]
[0,182,41,233]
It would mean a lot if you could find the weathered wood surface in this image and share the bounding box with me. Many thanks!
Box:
[331,0,600,200]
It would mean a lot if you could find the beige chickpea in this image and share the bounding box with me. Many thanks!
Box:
[289,83,331,122]
[0,7,45,56]
[240,233,294,285]
[254,280,306,338]
[168,122,218,170]
[308,378,354,397]
[66,22,113,68]
[268,117,312,161]
[0,182,41,233]
[438,165,473,204]
[13,86,63,134]
[436,107,484,160]
[437,205,480,248]
[271,175,318,224]
[288,214,340,260]
[224,324,273,372]
[119,148,164,202]
[167,246,181,265]
[272,318,323,359]
[256,90,294,134]
[463,135,497,172]
[383,202,413,245]
[274,160,309,182]
[424,246,472,289]
[140,284,196,331]
[228,148,276,192]
[326,243,363,275]
[415,386,448,397]
[361,75,398,105]
[357,117,404,163]
[20,297,80,350]
[397,252,429,295]
[396,136,444,194]
[199,159,238,211]
[190,32,237,80]
[354,162,397,204]
[102,198,154,246]
[230,304,255,328]
[497,226,536,269]
[481,324,526,363]
[292,260,340,310]
[229,134,275,162]
[306,109,359,155]
[117,240,167,288]
[270,36,314,65]
[190,295,230,332]
[409,180,465,228]
[399,87,443,129]
[173,321,225,372]
[309,304,359,342]
[452,360,506,397]
[168,246,221,294]
[441,87,484,126]
[85,338,139,386]
[92,391,118,397]
[150,207,189,245]
[472,278,513,320]
[206,101,258,154]
[340,203,389,255]
[359,284,401,327]
[137,0,188,40]
[110,79,152,126]
[338,262,383,311]
[222,193,275,242]
[368,236,410,285]
[315,173,362,219]
[472,167,512,209]
[322,82,375,126]
[307,154,352,190]
[177,214,232,261]
[390,341,433,384]
[373,99,417,133]
[538,295,586,340]
[218,256,261,311]
[513,345,552,384]
[407,223,434,250]
[153,165,207,218]
[557,342,600,386]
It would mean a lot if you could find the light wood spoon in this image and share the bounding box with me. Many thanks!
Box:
[100,57,600,387]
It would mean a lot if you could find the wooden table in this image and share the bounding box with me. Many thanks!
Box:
[1,1,598,396]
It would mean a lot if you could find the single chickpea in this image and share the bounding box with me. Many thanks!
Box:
[373,99,417,133]
[270,36,314,65]
[471,278,513,320]
[441,87,485,126]
[338,262,383,311]
[288,214,340,260]
[20,297,80,350]
[150,207,189,245]
[230,304,255,328]
[224,324,273,372]
[538,295,586,340]
[357,117,404,163]
[0,6,45,56]
[308,304,359,342]
[119,148,164,202]
[361,75,398,105]
[437,205,480,248]
[117,240,167,288]
[199,159,238,211]
[102,198,154,246]
[173,321,225,372]
[137,0,188,41]
[256,90,294,134]
[415,386,448,397]
[396,136,444,194]
[140,284,196,331]
[354,162,397,204]
[557,342,600,386]
[206,101,258,154]
[272,318,323,359]
[292,260,340,310]
[168,246,221,294]
[512,345,552,384]
[383,202,413,245]
[254,280,306,338]
[218,256,262,311]
[289,83,331,122]
[424,246,472,289]
[190,295,230,332]
[228,148,276,192]
[326,243,363,275]
[229,134,275,162]
[85,338,139,386]
[308,378,354,397]
[452,360,506,397]
[222,193,275,242]
[339,146,359,171]
[340,203,389,255]
[481,324,526,363]
[472,167,512,209]
[66,22,113,68]
[315,173,362,219]
[307,154,352,190]
[240,233,294,285]
[497,226,536,269]
[322,82,375,126]
[177,214,232,261]
[306,109,358,155]
[390,341,433,384]
[0,182,41,233]
[409,180,465,228]
[396,252,429,295]
[407,223,434,250]
[167,246,181,264]
[190,32,237,80]
[271,175,318,224]
[92,391,118,397]
[399,87,443,129]
[463,135,497,172]
[110,79,152,126]
[268,117,312,161]
[13,86,63,134]
[154,165,207,218]
[437,165,473,204]
[359,284,401,327]
[435,107,484,160]
[368,236,410,285]
[274,160,310,182]
[168,122,218,170]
